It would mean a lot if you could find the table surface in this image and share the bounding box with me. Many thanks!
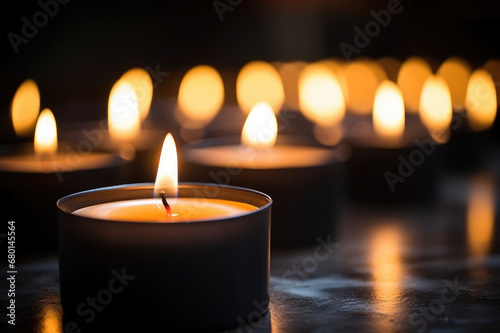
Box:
[2,168,500,333]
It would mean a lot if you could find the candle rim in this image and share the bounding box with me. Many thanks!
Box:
[0,142,130,173]
[58,182,272,225]
[183,135,349,168]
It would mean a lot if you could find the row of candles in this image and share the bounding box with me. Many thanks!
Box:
[2,56,498,330]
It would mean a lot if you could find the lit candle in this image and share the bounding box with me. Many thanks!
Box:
[73,134,259,222]
[346,80,444,203]
[182,103,348,247]
[446,68,498,171]
[58,68,171,182]
[57,133,272,331]
[0,86,129,252]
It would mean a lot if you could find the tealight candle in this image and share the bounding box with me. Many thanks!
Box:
[0,108,129,252]
[345,80,446,203]
[182,103,348,248]
[57,133,272,331]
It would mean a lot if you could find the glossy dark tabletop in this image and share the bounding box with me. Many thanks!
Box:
[1,167,500,333]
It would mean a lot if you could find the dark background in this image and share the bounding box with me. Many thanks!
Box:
[1,0,499,132]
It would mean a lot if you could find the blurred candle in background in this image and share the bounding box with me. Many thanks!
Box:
[298,62,345,146]
[176,65,224,141]
[419,75,453,143]
[372,80,405,144]
[10,79,40,138]
[465,69,497,131]
[397,57,432,114]
[236,61,285,115]
[437,57,471,112]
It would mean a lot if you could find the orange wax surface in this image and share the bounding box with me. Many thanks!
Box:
[185,145,335,169]
[73,198,258,222]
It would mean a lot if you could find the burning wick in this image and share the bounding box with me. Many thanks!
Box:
[158,191,171,220]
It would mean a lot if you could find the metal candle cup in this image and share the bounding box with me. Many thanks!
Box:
[0,142,129,252]
[181,136,348,248]
[57,183,271,331]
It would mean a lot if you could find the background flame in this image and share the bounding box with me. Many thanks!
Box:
[120,68,153,122]
[345,60,386,115]
[373,80,405,141]
[437,57,471,111]
[108,81,141,143]
[465,69,497,131]
[299,62,345,127]
[177,65,224,128]
[237,61,285,114]
[419,75,452,138]
[397,57,433,113]
[11,79,40,137]
[241,102,278,149]
[34,109,57,156]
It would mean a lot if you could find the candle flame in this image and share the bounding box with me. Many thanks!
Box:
[397,57,433,113]
[120,68,153,122]
[108,81,141,143]
[299,62,345,127]
[437,57,471,111]
[11,79,40,137]
[345,60,385,115]
[241,102,277,148]
[373,80,405,141]
[236,61,285,114]
[465,69,497,131]
[154,133,178,198]
[419,76,452,138]
[34,109,57,156]
[177,65,224,128]
[278,61,307,110]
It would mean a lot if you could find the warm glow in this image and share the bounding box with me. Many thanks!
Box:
[483,59,500,105]
[278,61,306,110]
[120,68,153,121]
[108,81,141,143]
[317,59,349,102]
[41,305,62,333]
[344,60,385,115]
[299,63,345,127]
[11,79,40,137]
[377,57,402,81]
[397,57,433,113]
[34,109,57,156]
[236,61,285,114]
[370,225,403,317]
[437,57,471,111]
[419,76,452,138]
[154,133,178,198]
[241,102,278,149]
[467,175,495,258]
[373,81,405,140]
[177,65,224,128]
[465,69,497,131]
